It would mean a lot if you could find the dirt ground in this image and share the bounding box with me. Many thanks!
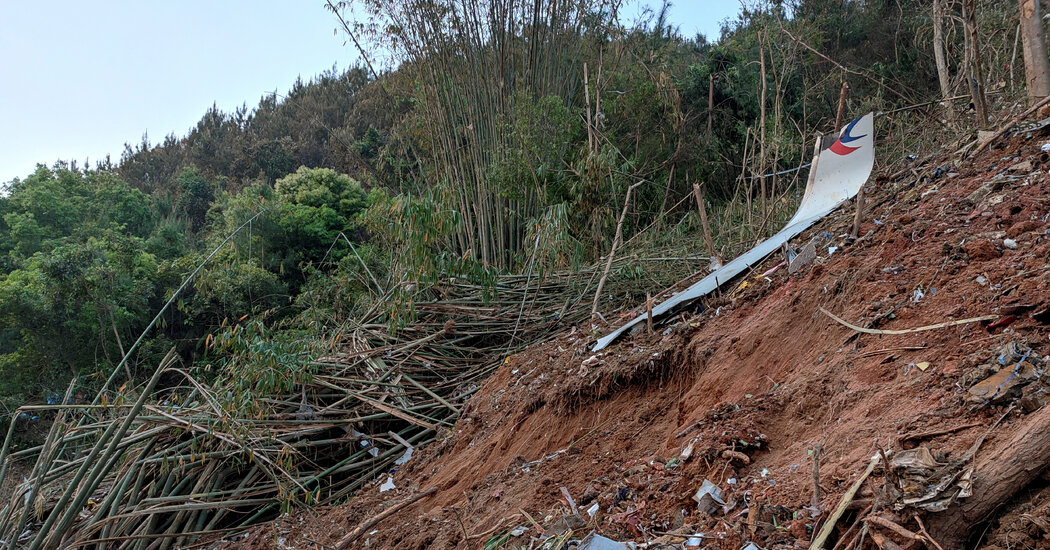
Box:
[223,131,1050,549]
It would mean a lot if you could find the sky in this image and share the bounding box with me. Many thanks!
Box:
[0,1,742,185]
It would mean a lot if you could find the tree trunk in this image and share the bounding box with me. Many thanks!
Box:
[927,405,1050,548]
[1020,0,1050,100]
[932,0,955,123]
[963,0,989,127]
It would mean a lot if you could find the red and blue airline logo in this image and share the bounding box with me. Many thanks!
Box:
[829,117,866,155]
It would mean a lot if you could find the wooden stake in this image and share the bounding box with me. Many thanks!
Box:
[851,187,866,239]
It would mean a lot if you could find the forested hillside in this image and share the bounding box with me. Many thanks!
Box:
[0,0,1035,411]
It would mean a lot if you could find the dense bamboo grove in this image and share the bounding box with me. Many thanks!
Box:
[331,0,622,269]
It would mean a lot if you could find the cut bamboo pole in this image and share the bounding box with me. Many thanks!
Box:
[592,181,643,317]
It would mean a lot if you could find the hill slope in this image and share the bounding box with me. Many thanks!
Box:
[230,127,1050,550]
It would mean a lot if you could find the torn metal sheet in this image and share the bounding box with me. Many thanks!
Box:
[593,113,875,351]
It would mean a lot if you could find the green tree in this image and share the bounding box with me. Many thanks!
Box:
[174,166,216,232]
[273,166,368,265]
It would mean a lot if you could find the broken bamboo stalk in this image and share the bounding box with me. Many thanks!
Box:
[692,181,721,268]
[810,453,880,550]
[335,487,437,549]
[591,181,643,317]
[864,515,921,543]
[971,94,1050,156]
[835,81,849,131]
[868,528,905,550]
[646,294,654,333]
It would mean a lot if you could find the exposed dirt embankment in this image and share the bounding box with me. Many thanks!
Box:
[231,135,1050,549]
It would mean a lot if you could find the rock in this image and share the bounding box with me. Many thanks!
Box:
[1006,220,1042,239]
[580,482,601,504]
[966,183,993,204]
[788,242,816,274]
[966,362,1039,404]
[963,239,1001,261]
[1004,238,1019,249]
[672,509,685,528]
[1019,384,1048,413]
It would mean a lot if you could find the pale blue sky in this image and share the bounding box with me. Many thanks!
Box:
[0,1,741,184]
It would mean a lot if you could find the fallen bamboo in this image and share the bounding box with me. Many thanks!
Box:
[0,252,669,547]
[335,487,438,549]
[810,453,881,550]
[971,94,1050,156]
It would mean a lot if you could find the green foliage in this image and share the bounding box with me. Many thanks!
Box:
[208,320,317,416]
[182,252,289,327]
[273,167,368,265]
[0,230,159,394]
[358,189,497,327]
[175,166,216,232]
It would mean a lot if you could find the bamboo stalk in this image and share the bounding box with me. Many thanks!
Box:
[592,181,643,317]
